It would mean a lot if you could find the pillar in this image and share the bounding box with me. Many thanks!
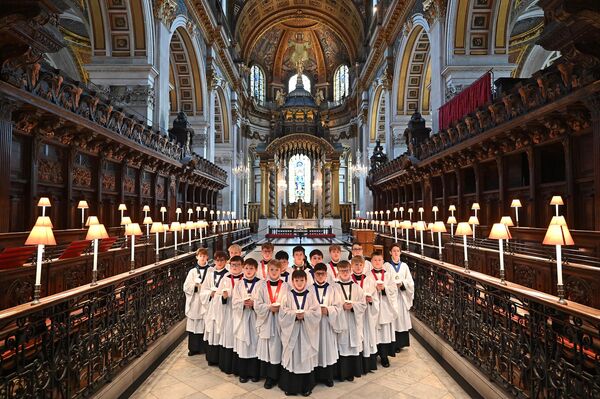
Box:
[323,163,332,217]
[0,98,17,232]
[332,161,341,217]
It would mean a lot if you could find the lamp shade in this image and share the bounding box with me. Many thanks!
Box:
[188,209,193,214]
[414,221,427,231]
[500,216,514,227]
[399,207,404,211]
[37,197,51,207]
[542,224,574,246]
[432,221,447,233]
[85,216,100,227]
[488,223,512,240]
[196,206,201,211]
[162,223,170,231]
[185,221,195,229]
[550,196,564,206]
[408,208,413,213]
[393,207,398,212]
[455,222,473,236]
[418,207,424,213]
[125,223,143,236]
[86,223,109,240]
[170,221,182,232]
[176,208,182,214]
[143,205,150,212]
[77,200,89,209]
[510,199,522,208]
[468,216,480,225]
[25,226,57,246]
[118,203,127,211]
[427,222,434,231]
[203,206,208,212]
[160,206,167,212]
[448,205,456,211]
[471,203,480,210]
[34,216,53,228]
[432,206,439,212]
[143,217,153,225]
[150,222,164,233]
[550,216,567,226]
[400,221,413,229]
[121,216,132,226]
[447,216,457,224]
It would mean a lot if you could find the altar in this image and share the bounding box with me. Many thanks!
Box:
[280,218,320,228]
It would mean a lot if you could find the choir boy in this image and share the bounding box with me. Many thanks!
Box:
[232,258,261,382]
[309,249,324,268]
[278,270,321,396]
[258,243,275,280]
[384,243,414,351]
[311,263,342,387]
[351,255,379,373]
[204,251,230,365]
[335,260,367,381]
[291,246,313,284]
[369,250,399,367]
[228,244,242,259]
[255,259,289,389]
[276,250,292,284]
[327,244,343,283]
[218,255,244,374]
[350,243,373,273]
[183,248,212,356]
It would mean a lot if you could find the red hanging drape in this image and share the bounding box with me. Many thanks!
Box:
[438,72,492,130]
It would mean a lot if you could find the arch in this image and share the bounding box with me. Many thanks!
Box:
[214,87,230,144]
[86,0,151,59]
[169,27,204,115]
[395,24,431,115]
[333,64,350,102]
[369,85,386,143]
[250,64,266,103]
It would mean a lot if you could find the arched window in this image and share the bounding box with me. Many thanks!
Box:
[333,65,349,102]
[250,65,265,103]
[288,74,311,93]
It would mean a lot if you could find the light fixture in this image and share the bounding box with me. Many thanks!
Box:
[86,223,109,286]
[176,207,182,222]
[85,216,99,227]
[185,220,195,249]
[143,216,153,236]
[160,206,167,222]
[203,206,208,218]
[393,207,398,219]
[162,223,169,245]
[120,216,132,226]
[408,208,414,221]
[468,216,480,242]
[550,215,567,226]
[511,199,522,226]
[542,223,575,304]
[550,196,564,217]
[455,222,473,272]
[118,203,127,222]
[390,220,400,242]
[488,223,512,285]
[447,216,457,237]
[448,205,456,215]
[399,207,404,219]
[150,222,165,262]
[432,206,439,221]
[418,207,424,220]
[170,222,182,254]
[471,203,480,219]
[25,219,57,304]
[143,205,150,219]
[187,208,193,221]
[427,222,435,243]
[414,221,427,256]
[77,200,89,228]
[35,216,53,228]
[124,223,142,273]
[432,221,447,261]
[196,206,201,219]
[500,216,514,227]
[37,197,51,217]
[386,209,391,220]
[401,220,413,250]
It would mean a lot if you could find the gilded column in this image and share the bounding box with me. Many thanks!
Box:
[331,161,340,217]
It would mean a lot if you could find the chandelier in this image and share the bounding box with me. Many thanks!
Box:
[232,152,249,179]
[350,150,368,177]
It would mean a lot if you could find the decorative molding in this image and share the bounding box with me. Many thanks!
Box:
[154,0,178,27]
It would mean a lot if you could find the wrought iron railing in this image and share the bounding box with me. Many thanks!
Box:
[403,251,600,398]
[0,251,195,398]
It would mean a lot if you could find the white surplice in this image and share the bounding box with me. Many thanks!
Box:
[232,277,261,358]
[354,274,379,358]
[255,279,289,365]
[334,280,367,356]
[203,268,229,345]
[218,273,243,349]
[385,260,415,332]
[183,265,213,333]
[257,260,271,280]
[278,288,321,374]
[309,282,343,367]
[367,269,399,344]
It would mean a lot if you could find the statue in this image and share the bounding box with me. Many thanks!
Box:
[370,139,388,170]
[168,111,194,156]
[315,89,324,106]
[275,89,285,107]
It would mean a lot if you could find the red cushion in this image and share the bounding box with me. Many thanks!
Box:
[0,246,37,269]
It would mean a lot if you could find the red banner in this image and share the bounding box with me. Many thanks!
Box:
[438,72,492,130]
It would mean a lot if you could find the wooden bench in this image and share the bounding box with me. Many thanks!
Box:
[0,246,37,269]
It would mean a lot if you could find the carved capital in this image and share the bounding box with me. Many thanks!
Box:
[423,0,448,25]
[154,0,178,27]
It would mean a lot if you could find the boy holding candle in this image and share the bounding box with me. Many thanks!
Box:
[218,255,244,374]
[183,248,212,356]
[384,243,414,351]
[233,258,262,383]
[351,255,379,373]
[255,259,289,389]
[335,260,367,381]
[278,270,321,396]
[311,262,342,388]
[327,244,343,283]
[258,243,275,280]
[369,250,399,367]
[204,251,230,365]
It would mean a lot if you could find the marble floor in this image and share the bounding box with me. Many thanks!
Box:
[129,335,473,399]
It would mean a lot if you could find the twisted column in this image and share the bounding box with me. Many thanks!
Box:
[269,164,276,218]
[324,163,332,217]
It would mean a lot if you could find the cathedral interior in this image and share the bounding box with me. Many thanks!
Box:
[1,0,600,398]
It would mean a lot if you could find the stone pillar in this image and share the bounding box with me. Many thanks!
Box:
[260,162,268,218]
[331,161,341,217]
[324,163,332,217]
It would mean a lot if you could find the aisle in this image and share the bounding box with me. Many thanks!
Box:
[129,335,473,399]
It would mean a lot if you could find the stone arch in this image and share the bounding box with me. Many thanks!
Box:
[369,85,387,143]
[168,26,204,116]
[213,87,230,144]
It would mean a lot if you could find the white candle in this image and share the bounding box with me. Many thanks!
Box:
[130,234,135,262]
[556,244,563,285]
[155,232,159,256]
[35,244,44,285]
[498,238,504,274]
[463,235,468,267]
[92,239,98,271]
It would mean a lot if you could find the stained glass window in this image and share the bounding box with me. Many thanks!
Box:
[333,65,349,102]
[288,154,311,203]
[288,74,311,93]
[250,65,265,103]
